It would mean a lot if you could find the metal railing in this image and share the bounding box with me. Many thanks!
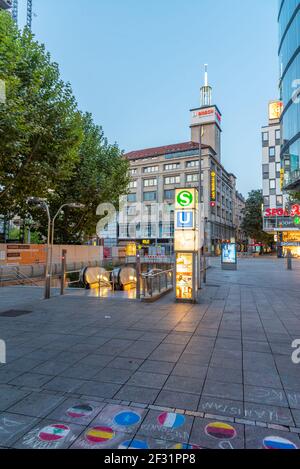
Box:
[0,266,40,287]
[141,268,174,300]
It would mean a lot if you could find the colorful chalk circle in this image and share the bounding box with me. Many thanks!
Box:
[38,424,70,442]
[129,439,149,449]
[114,411,141,427]
[66,404,93,418]
[85,426,115,444]
[172,443,201,450]
[205,422,237,440]
[263,436,298,450]
[158,412,185,429]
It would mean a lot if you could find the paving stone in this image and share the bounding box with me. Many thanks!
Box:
[202,380,243,401]
[109,357,143,372]
[0,369,22,384]
[138,409,193,443]
[90,404,147,435]
[138,361,174,375]
[292,409,300,427]
[8,372,52,389]
[206,367,243,384]
[189,417,245,449]
[244,385,289,408]
[92,367,133,385]
[286,391,300,410]
[7,392,65,418]
[245,425,300,449]
[0,386,30,412]
[76,381,121,399]
[0,413,40,448]
[114,386,160,405]
[243,402,294,426]
[126,372,168,389]
[163,376,204,394]
[155,390,199,411]
[198,397,244,420]
[71,429,129,449]
[243,371,282,389]
[42,377,84,393]
[46,399,106,426]
[13,420,84,449]
[171,364,207,379]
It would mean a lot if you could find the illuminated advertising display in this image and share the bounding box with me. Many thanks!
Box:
[191,106,222,128]
[175,253,194,301]
[221,243,237,270]
[268,101,283,120]
[174,188,199,303]
[211,171,216,204]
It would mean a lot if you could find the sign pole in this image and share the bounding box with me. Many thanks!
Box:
[198,125,202,290]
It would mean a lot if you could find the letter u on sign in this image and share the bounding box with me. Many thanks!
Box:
[176,211,194,229]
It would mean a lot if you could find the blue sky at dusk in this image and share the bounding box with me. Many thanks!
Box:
[18,0,279,196]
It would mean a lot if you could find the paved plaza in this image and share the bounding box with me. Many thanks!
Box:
[0,258,300,449]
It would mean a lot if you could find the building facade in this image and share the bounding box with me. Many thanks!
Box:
[279,0,300,190]
[101,71,245,256]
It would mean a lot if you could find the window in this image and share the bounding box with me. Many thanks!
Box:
[276,195,283,206]
[269,147,275,157]
[186,173,199,183]
[129,180,137,189]
[276,162,281,173]
[130,168,137,176]
[164,176,180,185]
[269,179,276,190]
[164,189,175,200]
[262,132,269,142]
[127,193,137,202]
[144,178,157,187]
[263,196,269,207]
[143,166,158,174]
[186,160,199,168]
[143,191,157,202]
[275,129,281,141]
[164,163,180,171]
[263,164,269,179]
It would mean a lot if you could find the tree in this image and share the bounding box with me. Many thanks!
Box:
[29,113,130,244]
[0,12,130,243]
[241,190,273,244]
[0,12,83,215]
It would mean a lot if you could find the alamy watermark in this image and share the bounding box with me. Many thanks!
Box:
[292,339,300,365]
[0,339,6,364]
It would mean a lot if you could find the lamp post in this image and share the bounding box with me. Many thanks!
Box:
[27,198,84,299]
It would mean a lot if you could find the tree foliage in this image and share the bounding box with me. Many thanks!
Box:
[241,190,273,244]
[0,12,130,243]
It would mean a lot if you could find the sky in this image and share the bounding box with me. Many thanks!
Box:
[18,0,279,197]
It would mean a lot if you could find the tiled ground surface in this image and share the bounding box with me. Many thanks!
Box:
[0,258,300,449]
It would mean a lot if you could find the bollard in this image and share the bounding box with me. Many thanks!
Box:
[287,250,292,271]
[136,251,141,300]
[60,249,67,295]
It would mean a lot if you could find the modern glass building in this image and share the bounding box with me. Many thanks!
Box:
[279,0,300,190]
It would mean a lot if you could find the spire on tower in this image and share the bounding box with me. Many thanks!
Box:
[200,64,212,107]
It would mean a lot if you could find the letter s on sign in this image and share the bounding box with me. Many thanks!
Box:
[292,339,300,365]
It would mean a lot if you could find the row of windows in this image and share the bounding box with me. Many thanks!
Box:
[263,195,283,207]
[282,101,300,143]
[262,162,282,176]
[262,130,281,142]
[130,173,204,188]
[130,160,202,175]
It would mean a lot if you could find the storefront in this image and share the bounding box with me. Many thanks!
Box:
[279,231,300,258]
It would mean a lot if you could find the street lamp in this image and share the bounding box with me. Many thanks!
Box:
[27,198,84,299]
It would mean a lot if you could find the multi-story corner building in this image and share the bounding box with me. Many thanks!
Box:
[279,0,300,191]
[262,100,300,257]
[262,101,287,213]
[109,70,244,256]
